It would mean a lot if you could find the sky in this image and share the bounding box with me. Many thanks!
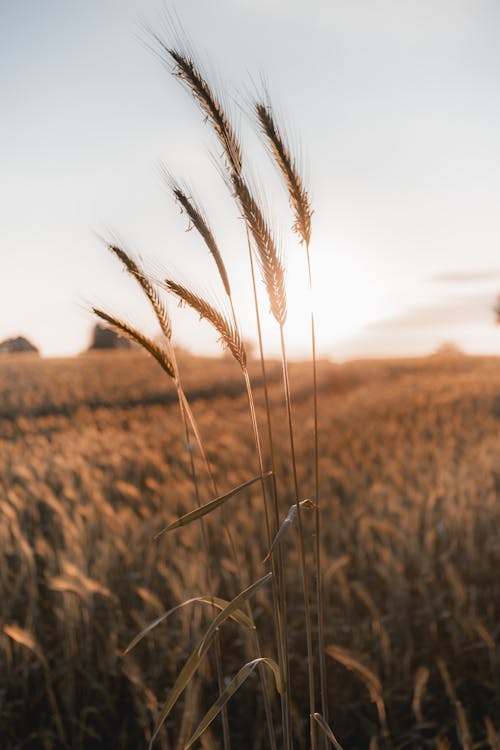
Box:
[1,0,499,359]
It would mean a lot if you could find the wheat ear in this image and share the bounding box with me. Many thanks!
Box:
[256,100,326,742]
[158,47,286,328]
[92,308,175,379]
[154,41,242,177]
[107,244,172,342]
[158,46,288,748]
[169,183,231,297]
[164,281,246,369]
[232,175,287,327]
[255,102,312,247]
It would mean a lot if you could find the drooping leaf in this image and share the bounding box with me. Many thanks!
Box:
[185,657,282,749]
[197,573,272,656]
[155,473,271,538]
[124,595,253,654]
[149,573,272,747]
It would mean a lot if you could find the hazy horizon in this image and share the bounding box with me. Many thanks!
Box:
[2,0,499,360]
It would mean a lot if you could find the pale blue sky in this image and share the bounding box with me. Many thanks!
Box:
[1,0,499,358]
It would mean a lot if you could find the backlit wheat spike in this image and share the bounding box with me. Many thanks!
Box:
[255,101,312,247]
[232,175,287,326]
[164,280,246,368]
[154,41,242,177]
[170,183,231,297]
[326,645,388,736]
[92,308,175,379]
[107,244,172,342]
[156,43,287,326]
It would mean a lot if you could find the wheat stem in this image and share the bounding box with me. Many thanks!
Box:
[176,382,231,750]
[256,100,327,744]
[306,244,329,738]
[244,224,292,750]
[279,324,317,750]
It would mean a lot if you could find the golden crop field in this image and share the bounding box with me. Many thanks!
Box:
[1,350,500,749]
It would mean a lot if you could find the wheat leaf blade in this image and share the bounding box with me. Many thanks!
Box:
[149,640,205,749]
[198,573,273,656]
[155,473,271,538]
[124,596,253,655]
[184,658,282,750]
[149,576,271,747]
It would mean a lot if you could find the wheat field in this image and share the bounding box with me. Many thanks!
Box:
[1,350,499,749]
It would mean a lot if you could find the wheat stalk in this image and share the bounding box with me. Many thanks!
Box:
[255,98,327,743]
[96,251,234,747]
[166,171,291,748]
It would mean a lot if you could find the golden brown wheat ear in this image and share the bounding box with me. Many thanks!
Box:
[92,308,175,379]
[107,244,172,342]
[153,38,242,177]
[155,43,287,329]
[255,101,312,247]
[166,178,231,297]
[232,175,287,327]
[163,280,246,369]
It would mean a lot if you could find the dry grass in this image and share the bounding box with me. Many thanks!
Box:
[1,350,500,748]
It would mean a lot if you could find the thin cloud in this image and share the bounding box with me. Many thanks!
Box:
[431,270,500,283]
[335,292,499,359]
[367,293,495,332]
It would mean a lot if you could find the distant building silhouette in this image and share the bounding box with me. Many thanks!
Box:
[88,323,132,351]
[0,336,39,355]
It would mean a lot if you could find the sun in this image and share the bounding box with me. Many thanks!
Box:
[254,238,389,358]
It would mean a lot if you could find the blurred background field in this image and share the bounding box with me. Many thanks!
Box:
[1,350,500,749]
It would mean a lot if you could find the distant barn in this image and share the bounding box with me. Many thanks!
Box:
[88,323,133,351]
[0,336,39,355]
